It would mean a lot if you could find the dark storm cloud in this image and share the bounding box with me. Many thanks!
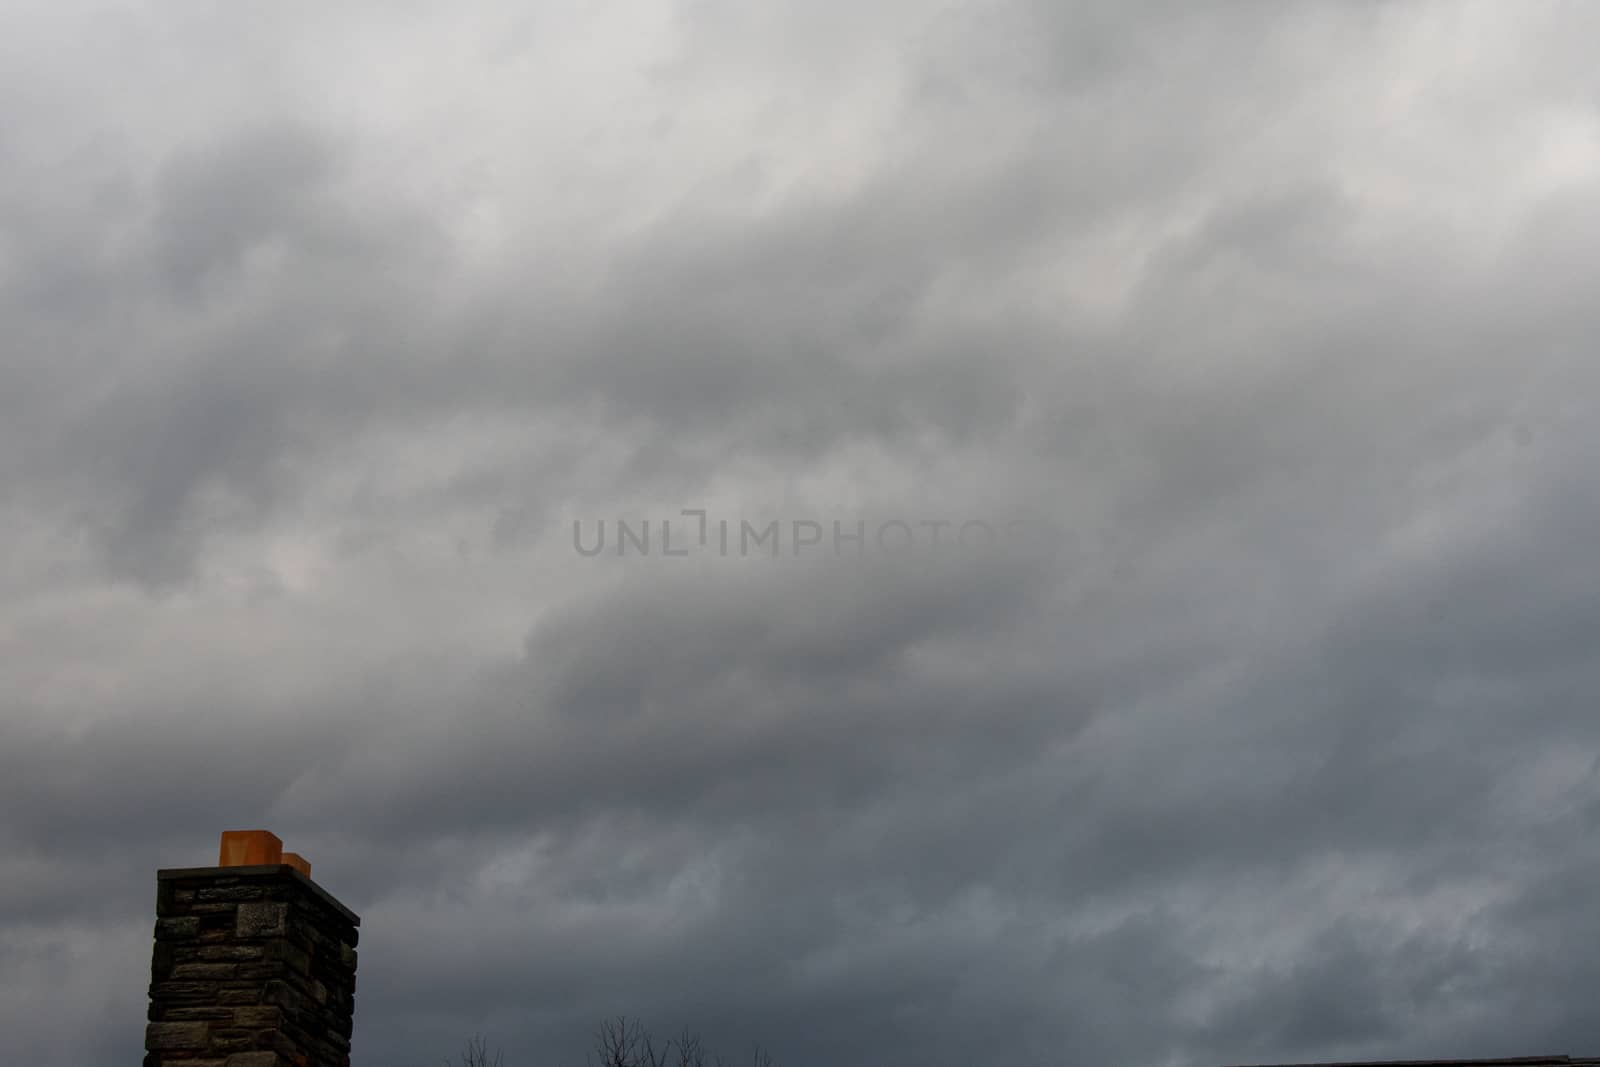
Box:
[4,2,1600,1066]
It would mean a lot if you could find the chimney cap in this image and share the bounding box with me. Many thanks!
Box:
[219,830,282,867]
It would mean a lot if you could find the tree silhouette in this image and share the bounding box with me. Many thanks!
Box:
[445,1033,505,1067]
[445,1018,774,1067]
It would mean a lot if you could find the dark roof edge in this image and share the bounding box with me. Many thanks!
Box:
[1224,1058,1600,1067]
[157,864,361,926]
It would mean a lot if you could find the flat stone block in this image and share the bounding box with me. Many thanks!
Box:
[232,1006,282,1028]
[225,1053,287,1067]
[235,902,286,937]
[269,941,310,974]
[146,1021,210,1050]
[209,1029,258,1053]
[198,886,268,902]
[149,981,216,1000]
[261,980,302,1014]
[157,917,201,939]
[161,1008,238,1022]
[199,945,266,962]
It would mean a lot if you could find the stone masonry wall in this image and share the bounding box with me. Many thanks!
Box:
[145,865,360,1067]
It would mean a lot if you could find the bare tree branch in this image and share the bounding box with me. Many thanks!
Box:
[455,1015,771,1067]
[444,1033,504,1067]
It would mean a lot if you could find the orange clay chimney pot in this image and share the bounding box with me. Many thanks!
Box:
[218,829,283,867]
[282,852,312,877]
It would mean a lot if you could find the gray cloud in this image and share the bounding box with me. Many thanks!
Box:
[4,2,1600,1066]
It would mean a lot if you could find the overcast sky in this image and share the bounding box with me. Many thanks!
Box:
[4,2,1600,1066]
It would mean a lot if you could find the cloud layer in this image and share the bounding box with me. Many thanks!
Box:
[4,2,1600,1065]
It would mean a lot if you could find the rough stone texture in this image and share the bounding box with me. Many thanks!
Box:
[235,902,288,938]
[144,866,359,1067]
[226,1053,289,1067]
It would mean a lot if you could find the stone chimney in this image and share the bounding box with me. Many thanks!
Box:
[144,831,360,1067]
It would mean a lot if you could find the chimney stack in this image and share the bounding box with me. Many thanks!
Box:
[144,831,360,1067]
